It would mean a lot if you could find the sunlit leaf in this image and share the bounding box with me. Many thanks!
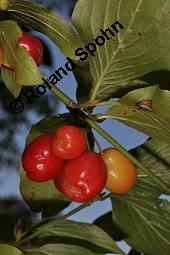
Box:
[104,86,170,143]
[72,0,170,102]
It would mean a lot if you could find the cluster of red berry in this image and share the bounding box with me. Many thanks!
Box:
[22,125,137,203]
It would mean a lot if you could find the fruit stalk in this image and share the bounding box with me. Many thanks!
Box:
[43,78,170,194]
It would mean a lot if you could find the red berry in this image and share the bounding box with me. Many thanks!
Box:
[18,32,43,67]
[22,133,64,182]
[54,151,107,203]
[51,125,86,159]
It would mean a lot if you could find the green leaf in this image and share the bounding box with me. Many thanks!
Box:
[32,219,124,254]
[131,138,170,195]
[111,139,170,255]
[34,244,100,255]
[111,194,170,255]
[6,0,83,60]
[74,61,93,104]
[0,244,23,255]
[0,20,43,96]
[0,214,15,243]
[128,250,141,255]
[72,0,170,102]
[104,86,170,144]
[1,67,22,97]
[93,212,126,242]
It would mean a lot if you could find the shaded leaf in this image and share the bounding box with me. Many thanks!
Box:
[73,61,93,104]
[131,138,170,195]
[93,212,126,241]
[128,250,141,255]
[72,0,170,102]
[0,244,23,255]
[34,244,100,255]
[20,164,69,216]
[6,0,83,60]
[1,67,22,97]
[111,194,170,255]
[37,235,110,254]
[0,214,15,243]
[104,86,170,144]
[32,219,124,254]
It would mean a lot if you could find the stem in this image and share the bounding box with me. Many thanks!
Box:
[42,77,76,107]
[93,135,102,152]
[93,100,121,107]
[43,78,170,194]
[17,193,111,246]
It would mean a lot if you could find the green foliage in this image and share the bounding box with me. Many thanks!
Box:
[132,138,170,194]
[73,61,93,104]
[104,86,170,144]
[112,194,170,255]
[72,0,170,102]
[0,20,43,96]
[0,214,15,243]
[32,244,100,255]
[0,0,170,254]
[6,0,83,60]
[0,244,23,255]
[30,219,124,254]
[20,164,69,216]
[111,139,170,255]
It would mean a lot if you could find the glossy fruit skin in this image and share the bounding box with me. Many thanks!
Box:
[52,125,86,159]
[101,148,137,194]
[54,151,107,203]
[22,133,64,182]
[18,32,43,67]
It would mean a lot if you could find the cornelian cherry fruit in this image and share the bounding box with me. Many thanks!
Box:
[52,125,86,159]
[22,133,64,182]
[1,31,43,72]
[101,148,137,194]
[54,151,107,203]
[18,31,43,67]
